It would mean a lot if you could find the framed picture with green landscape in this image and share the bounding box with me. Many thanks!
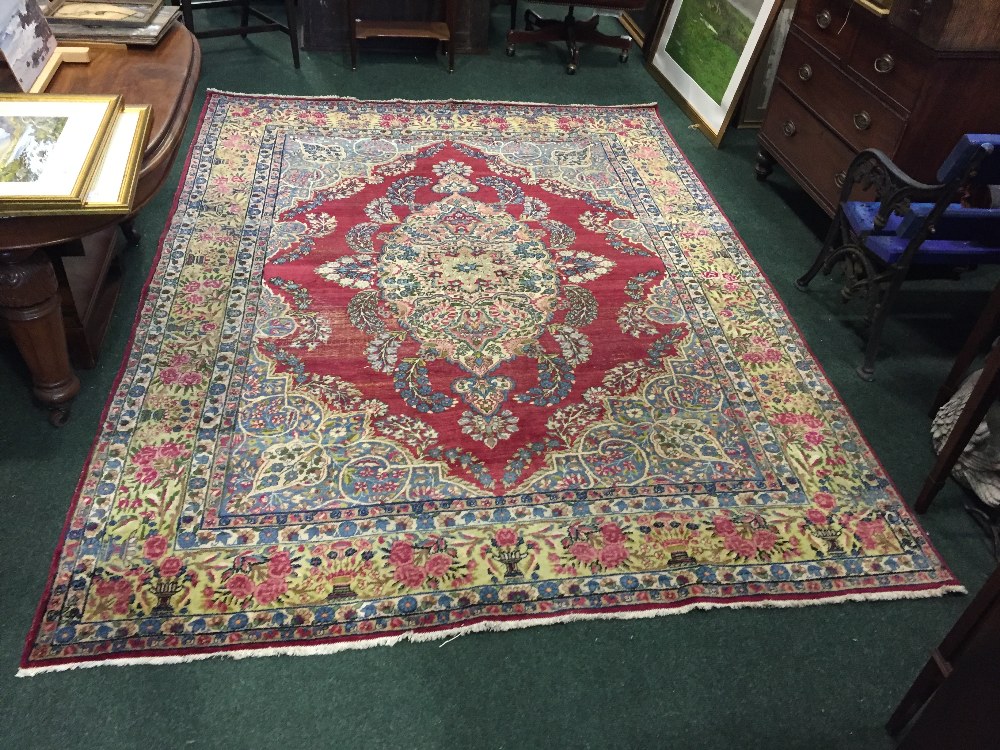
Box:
[647,0,784,147]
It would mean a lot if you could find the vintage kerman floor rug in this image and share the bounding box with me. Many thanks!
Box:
[22,92,962,673]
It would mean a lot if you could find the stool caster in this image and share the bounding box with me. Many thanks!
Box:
[620,51,629,63]
[566,62,577,74]
[506,44,515,56]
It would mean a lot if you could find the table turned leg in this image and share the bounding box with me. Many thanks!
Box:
[0,249,81,426]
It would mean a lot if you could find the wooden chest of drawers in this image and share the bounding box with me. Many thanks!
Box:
[757,0,1000,215]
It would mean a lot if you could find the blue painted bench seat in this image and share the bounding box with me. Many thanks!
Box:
[797,133,1000,379]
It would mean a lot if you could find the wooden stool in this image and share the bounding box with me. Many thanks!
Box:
[348,0,456,73]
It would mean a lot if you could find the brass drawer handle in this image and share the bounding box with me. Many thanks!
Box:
[835,171,846,188]
[816,9,832,29]
[798,63,812,81]
[783,120,797,137]
[853,111,872,130]
[874,53,895,73]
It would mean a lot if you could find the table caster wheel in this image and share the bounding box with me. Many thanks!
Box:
[566,63,577,75]
[506,44,515,57]
[620,51,629,63]
[49,406,70,427]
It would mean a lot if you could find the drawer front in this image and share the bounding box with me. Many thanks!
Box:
[762,84,857,212]
[793,0,857,60]
[778,31,906,154]
[847,22,928,112]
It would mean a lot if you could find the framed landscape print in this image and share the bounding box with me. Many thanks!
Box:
[647,0,784,147]
[0,94,122,209]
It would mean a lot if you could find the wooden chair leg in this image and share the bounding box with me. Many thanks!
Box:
[886,656,950,736]
[284,0,300,68]
[932,278,1000,415]
[915,342,1000,513]
[180,0,195,32]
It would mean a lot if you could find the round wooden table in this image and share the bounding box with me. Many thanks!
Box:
[0,25,201,424]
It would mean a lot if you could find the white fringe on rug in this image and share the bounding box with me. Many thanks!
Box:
[18,583,964,676]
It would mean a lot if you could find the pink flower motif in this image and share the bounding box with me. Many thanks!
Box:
[133,446,159,465]
[600,523,625,543]
[394,563,426,588]
[180,372,202,387]
[599,543,628,568]
[135,466,159,484]
[143,535,168,559]
[268,550,292,578]
[743,352,765,364]
[763,349,782,363]
[724,535,757,559]
[774,412,799,425]
[225,573,254,598]
[801,415,824,429]
[170,353,192,366]
[160,367,181,385]
[713,515,737,536]
[495,528,518,547]
[814,493,836,510]
[807,509,828,525]
[158,442,183,459]
[159,556,183,577]
[425,553,452,578]
[569,542,598,563]
[804,431,824,446]
[388,541,414,566]
[254,577,287,605]
[752,529,778,552]
[855,519,886,549]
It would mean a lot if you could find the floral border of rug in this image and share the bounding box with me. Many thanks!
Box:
[21,93,962,674]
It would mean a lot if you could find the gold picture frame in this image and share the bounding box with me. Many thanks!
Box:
[74,105,150,213]
[0,93,122,210]
[646,0,785,147]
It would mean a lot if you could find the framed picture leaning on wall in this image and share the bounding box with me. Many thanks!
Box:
[646,0,784,147]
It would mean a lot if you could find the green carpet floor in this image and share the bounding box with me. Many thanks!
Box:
[1,7,996,748]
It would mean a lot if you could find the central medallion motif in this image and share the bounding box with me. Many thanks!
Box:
[314,148,615,449]
[248,138,757,500]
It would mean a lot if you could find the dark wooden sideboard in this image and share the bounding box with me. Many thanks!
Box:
[756,0,1000,215]
[302,0,491,54]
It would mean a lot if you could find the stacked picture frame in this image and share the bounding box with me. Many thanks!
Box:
[44,0,164,29]
[0,93,151,216]
[39,0,180,46]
